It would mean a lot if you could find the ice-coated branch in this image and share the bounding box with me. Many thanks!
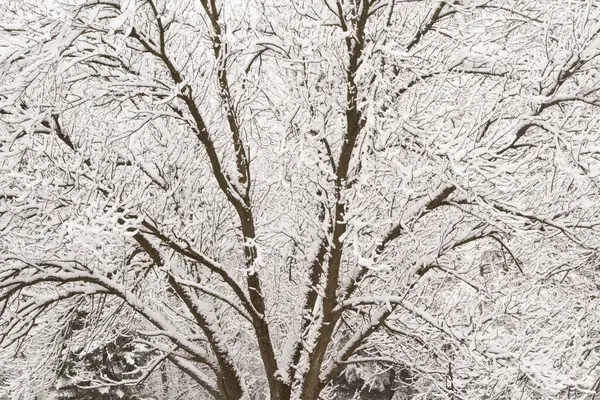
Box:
[300,1,373,397]
[0,264,218,382]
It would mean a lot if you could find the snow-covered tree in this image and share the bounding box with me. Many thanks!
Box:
[1,0,600,399]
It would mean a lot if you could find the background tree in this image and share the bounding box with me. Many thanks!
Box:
[1,0,600,399]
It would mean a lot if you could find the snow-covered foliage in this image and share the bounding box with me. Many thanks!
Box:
[1,0,600,399]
